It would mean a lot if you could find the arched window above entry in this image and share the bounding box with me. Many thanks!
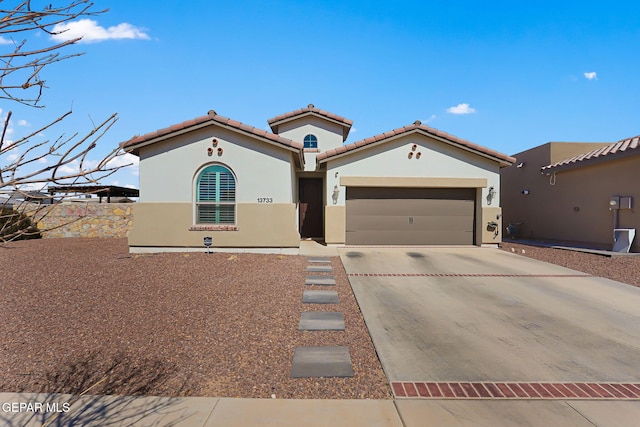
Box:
[303,134,318,149]
[195,164,236,224]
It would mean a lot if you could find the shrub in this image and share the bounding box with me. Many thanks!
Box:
[0,207,41,241]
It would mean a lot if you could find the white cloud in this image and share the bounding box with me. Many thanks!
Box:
[56,159,99,176]
[0,36,12,45]
[51,19,150,43]
[6,149,20,162]
[17,182,48,192]
[424,114,436,123]
[107,152,139,173]
[447,103,476,115]
[17,119,29,126]
[584,71,597,80]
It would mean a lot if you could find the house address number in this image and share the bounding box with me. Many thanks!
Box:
[257,197,273,203]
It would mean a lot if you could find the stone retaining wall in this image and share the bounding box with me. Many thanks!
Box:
[34,203,134,238]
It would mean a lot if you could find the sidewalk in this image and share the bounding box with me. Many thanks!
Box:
[2,392,640,426]
[0,394,400,427]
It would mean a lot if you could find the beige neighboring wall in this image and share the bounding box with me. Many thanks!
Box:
[128,203,300,248]
[501,142,639,251]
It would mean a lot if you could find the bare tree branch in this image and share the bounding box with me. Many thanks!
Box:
[0,1,131,242]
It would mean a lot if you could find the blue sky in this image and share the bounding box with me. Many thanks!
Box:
[2,0,639,190]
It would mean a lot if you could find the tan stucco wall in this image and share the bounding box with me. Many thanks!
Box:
[276,116,345,172]
[501,144,640,251]
[325,133,504,245]
[481,206,503,245]
[325,134,501,207]
[324,205,345,244]
[138,126,296,204]
[128,202,300,248]
[340,176,488,188]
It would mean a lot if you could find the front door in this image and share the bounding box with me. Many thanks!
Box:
[299,178,323,238]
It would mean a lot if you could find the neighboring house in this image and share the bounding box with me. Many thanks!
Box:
[120,104,514,251]
[501,136,640,251]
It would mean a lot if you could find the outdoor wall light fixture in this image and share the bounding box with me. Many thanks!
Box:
[332,185,340,205]
[487,186,497,205]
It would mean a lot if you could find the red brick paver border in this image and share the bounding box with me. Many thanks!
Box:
[391,382,640,400]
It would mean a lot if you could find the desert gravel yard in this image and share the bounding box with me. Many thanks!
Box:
[500,241,640,288]
[0,238,390,399]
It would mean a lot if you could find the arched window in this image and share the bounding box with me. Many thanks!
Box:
[196,164,236,224]
[303,134,318,149]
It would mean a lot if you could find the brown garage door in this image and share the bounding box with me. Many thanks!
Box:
[346,187,475,245]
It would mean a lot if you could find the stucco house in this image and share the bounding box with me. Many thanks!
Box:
[120,105,514,252]
[501,135,640,252]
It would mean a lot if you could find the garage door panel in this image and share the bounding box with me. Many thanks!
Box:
[346,230,473,245]
[347,214,473,232]
[345,187,476,245]
[347,199,474,216]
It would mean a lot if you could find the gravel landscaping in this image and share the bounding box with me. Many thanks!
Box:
[4,237,638,400]
[500,241,640,288]
[0,238,390,399]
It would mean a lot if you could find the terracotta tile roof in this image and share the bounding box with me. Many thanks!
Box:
[316,121,515,166]
[267,104,353,140]
[120,110,304,166]
[541,135,640,173]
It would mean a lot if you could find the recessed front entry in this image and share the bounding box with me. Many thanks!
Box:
[299,178,324,238]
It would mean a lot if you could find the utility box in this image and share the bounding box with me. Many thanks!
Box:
[613,228,636,253]
[620,196,633,210]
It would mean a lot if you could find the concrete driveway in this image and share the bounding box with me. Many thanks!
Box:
[340,247,640,425]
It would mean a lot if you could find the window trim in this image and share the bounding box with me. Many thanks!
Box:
[303,134,318,149]
[193,163,237,225]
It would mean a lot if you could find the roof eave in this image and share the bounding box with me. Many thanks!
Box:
[317,128,514,167]
[120,119,304,164]
[541,148,640,175]
[268,111,353,141]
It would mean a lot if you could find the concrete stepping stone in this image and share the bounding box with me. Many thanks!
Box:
[305,275,335,286]
[299,312,345,330]
[303,290,339,304]
[290,346,354,378]
[308,257,331,263]
[307,265,333,272]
